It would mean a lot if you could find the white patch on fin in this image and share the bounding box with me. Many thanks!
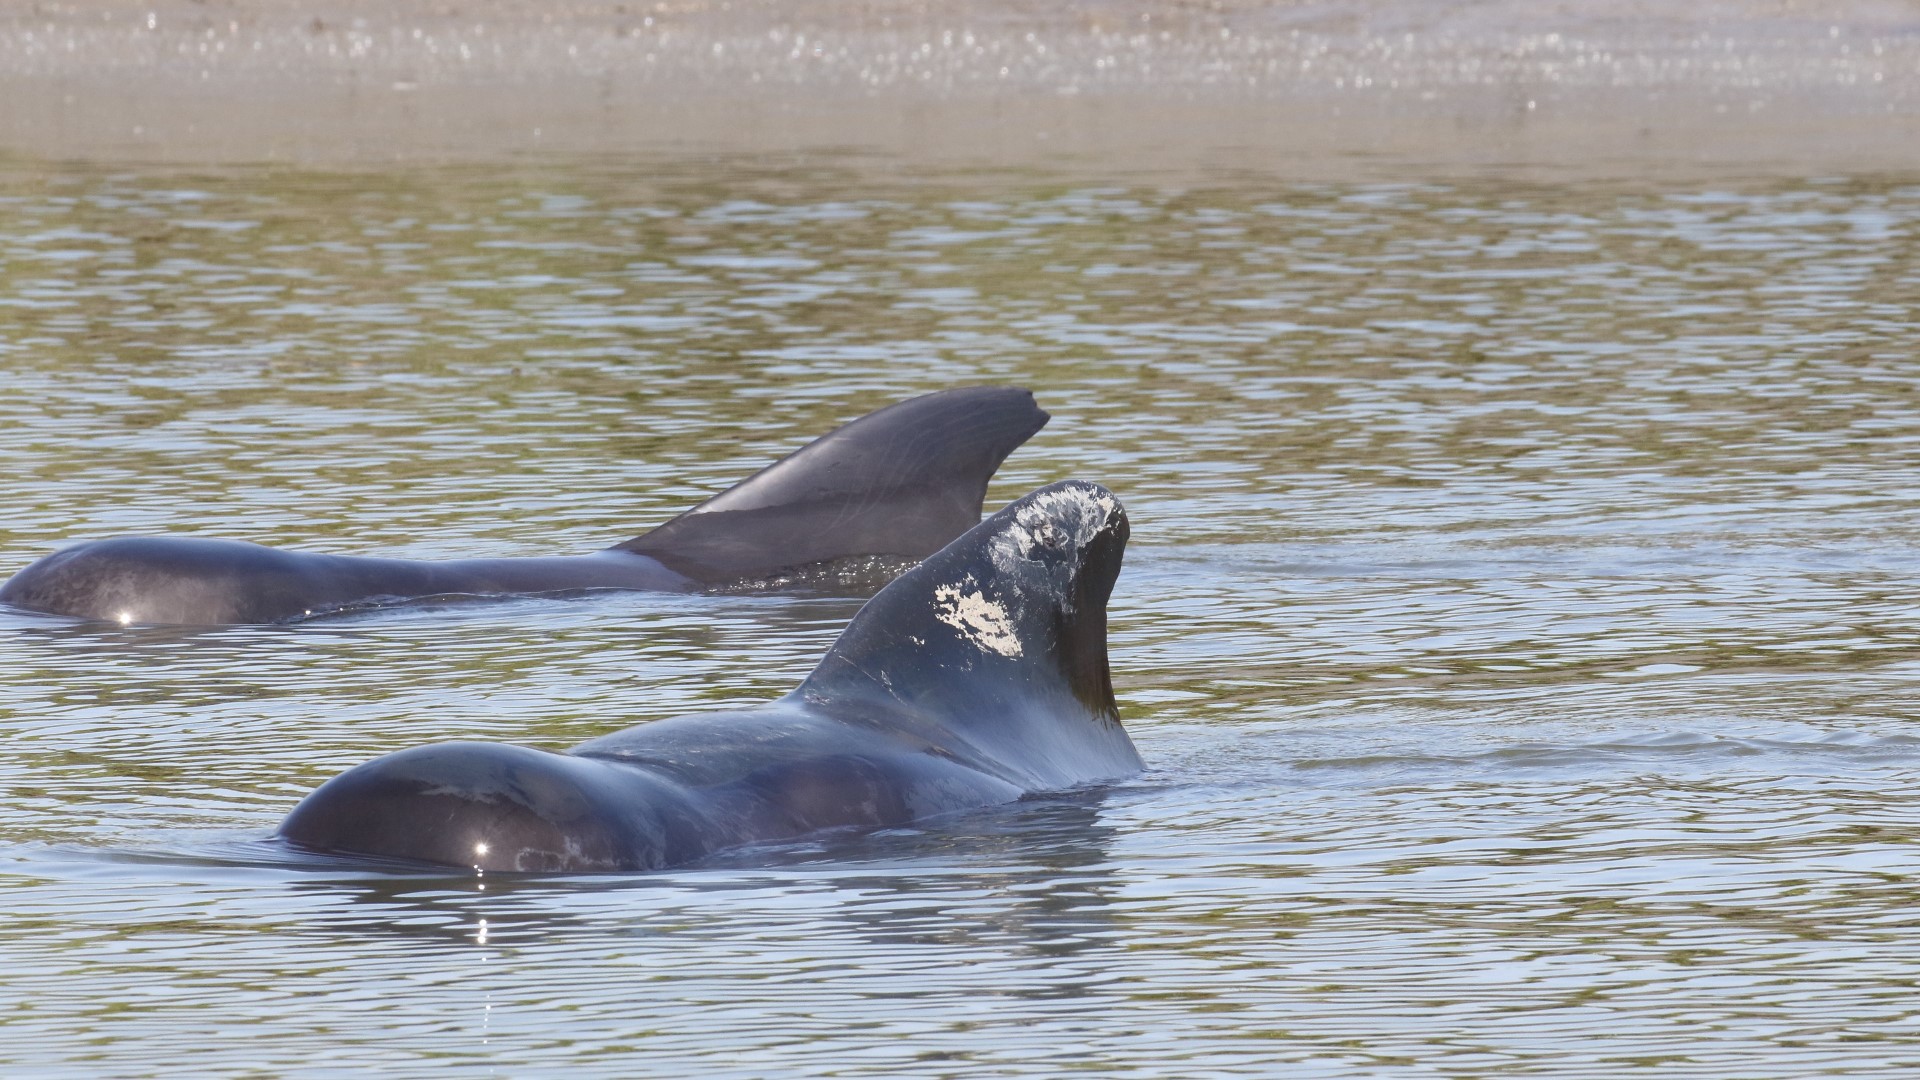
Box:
[932,579,1023,658]
[989,484,1120,580]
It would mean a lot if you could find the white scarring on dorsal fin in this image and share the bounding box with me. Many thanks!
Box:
[986,484,1122,614]
[932,576,1023,658]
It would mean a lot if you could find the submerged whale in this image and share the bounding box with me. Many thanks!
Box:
[0,387,1048,625]
[278,480,1140,872]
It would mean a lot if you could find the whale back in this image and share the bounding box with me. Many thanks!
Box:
[794,480,1139,790]
[614,387,1049,584]
[276,480,1139,873]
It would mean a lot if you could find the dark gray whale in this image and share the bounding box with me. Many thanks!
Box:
[277,480,1139,872]
[0,387,1048,625]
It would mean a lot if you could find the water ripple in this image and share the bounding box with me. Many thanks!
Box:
[2,162,1919,1075]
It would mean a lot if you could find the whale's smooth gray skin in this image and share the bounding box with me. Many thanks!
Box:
[277,480,1139,873]
[0,387,1049,625]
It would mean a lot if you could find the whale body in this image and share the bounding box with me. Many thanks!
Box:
[0,387,1048,625]
[277,480,1140,872]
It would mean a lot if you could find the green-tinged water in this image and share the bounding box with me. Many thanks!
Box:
[3,158,1920,1076]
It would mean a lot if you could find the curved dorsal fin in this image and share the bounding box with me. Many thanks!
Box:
[793,481,1134,787]
[615,387,1049,584]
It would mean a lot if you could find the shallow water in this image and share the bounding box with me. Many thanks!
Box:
[3,159,1920,1076]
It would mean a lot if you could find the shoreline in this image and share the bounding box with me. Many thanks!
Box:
[3,0,1919,179]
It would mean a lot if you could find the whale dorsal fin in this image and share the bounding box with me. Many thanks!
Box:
[793,481,1135,787]
[615,387,1049,585]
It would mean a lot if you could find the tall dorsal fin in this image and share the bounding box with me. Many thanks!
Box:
[794,481,1131,785]
[615,387,1049,584]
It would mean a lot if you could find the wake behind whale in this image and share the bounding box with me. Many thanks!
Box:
[278,480,1141,873]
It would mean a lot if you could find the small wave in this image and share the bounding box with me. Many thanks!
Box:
[1292,729,1920,774]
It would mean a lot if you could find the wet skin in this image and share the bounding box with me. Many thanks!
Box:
[0,386,1049,625]
[278,480,1141,873]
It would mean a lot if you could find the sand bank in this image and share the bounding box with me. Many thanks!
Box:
[2,0,1917,178]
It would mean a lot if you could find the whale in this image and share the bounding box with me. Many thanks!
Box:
[0,387,1049,625]
[277,479,1140,872]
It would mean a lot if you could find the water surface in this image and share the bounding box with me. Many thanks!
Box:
[3,159,1919,1076]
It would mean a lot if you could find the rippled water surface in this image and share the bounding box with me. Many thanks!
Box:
[3,159,1920,1076]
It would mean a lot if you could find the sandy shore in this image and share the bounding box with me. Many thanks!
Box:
[2,0,1918,177]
